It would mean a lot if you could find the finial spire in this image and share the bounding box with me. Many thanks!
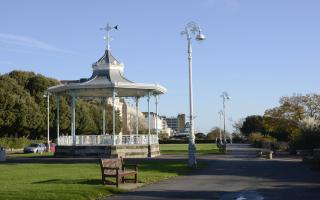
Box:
[100,23,118,50]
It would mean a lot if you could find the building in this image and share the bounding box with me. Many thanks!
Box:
[142,112,173,137]
[122,101,146,134]
[163,114,186,133]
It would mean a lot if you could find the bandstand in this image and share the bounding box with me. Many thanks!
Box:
[47,25,166,158]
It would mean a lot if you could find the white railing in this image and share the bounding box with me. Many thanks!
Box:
[58,134,159,146]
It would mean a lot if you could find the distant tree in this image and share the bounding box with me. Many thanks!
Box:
[206,127,221,140]
[263,95,306,141]
[195,132,206,140]
[233,118,244,134]
[240,115,265,137]
[279,94,320,119]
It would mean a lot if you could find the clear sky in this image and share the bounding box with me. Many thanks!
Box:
[1,0,320,133]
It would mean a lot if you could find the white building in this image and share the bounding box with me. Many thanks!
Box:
[106,98,146,134]
[143,112,172,137]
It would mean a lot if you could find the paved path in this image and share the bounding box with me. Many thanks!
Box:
[104,144,320,200]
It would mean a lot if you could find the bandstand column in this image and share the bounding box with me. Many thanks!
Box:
[71,93,76,145]
[135,97,139,136]
[56,96,60,145]
[112,89,116,145]
[147,92,151,145]
[155,95,159,139]
[102,98,106,135]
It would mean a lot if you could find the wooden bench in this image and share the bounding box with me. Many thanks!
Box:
[257,149,273,159]
[100,157,138,187]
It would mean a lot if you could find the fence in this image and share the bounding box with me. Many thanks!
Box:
[58,134,158,146]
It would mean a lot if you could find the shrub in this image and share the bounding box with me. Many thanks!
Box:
[0,137,37,150]
[291,129,320,150]
[291,117,320,151]
[248,132,277,149]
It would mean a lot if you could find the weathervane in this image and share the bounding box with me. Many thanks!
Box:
[100,23,118,50]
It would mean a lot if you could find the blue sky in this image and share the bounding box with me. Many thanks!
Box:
[1,0,320,133]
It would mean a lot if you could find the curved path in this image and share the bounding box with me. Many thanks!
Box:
[104,144,320,200]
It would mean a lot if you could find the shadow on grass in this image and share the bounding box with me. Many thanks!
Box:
[33,178,102,185]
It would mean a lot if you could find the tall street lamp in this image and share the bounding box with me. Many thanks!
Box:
[181,21,205,168]
[221,91,230,144]
[218,110,224,144]
[43,92,50,152]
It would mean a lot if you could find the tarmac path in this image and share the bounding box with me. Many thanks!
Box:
[104,144,320,200]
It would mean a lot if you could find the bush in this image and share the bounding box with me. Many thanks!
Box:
[248,132,277,149]
[0,137,42,150]
[291,129,320,151]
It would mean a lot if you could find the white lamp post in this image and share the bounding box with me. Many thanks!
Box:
[221,91,230,144]
[43,92,50,152]
[181,21,205,168]
[218,110,224,144]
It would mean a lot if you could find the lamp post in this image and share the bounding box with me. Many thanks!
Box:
[218,110,224,144]
[43,92,50,152]
[229,117,233,144]
[221,91,230,144]
[181,21,205,168]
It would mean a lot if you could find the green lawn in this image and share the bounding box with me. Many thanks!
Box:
[160,143,220,155]
[0,144,218,200]
[0,160,191,200]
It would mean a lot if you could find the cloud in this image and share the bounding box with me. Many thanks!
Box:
[0,33,76,55]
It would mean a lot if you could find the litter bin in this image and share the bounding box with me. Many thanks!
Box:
[0,147,6,162]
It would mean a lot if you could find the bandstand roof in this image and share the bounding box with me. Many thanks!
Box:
[47,50,167,97]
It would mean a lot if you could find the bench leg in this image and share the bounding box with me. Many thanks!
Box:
[122,176,125,183]
[116,177,119,187]
[135,173,138,183]
[101,175,105,185]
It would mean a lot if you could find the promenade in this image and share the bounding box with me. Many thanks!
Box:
[105,144,320,200]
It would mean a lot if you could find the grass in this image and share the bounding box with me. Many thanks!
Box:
[160,143,220,155]
[0,144,218,200]
[0,160,191,200]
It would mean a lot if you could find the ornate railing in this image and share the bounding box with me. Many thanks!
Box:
[58,134,158,146]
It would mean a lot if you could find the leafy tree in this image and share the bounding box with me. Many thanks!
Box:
[0,70,123,139]
[207,127,221,140]
[195,132,206,140]
[0,75,43,138]
[280,94,320,119]
[8,70,35,88]
[240,115,265,137]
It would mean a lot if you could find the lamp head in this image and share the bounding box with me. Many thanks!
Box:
[196,31,205,41]
[196,33,205,41]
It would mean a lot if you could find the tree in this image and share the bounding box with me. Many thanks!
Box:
[263,95,306,141]
[233,118,244,134]
[195,132,206,140]
[240,115,265,137]
[279,94,320,119]
[0,70,124,139]
[206,127,221,140]
[0,75,43,138]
